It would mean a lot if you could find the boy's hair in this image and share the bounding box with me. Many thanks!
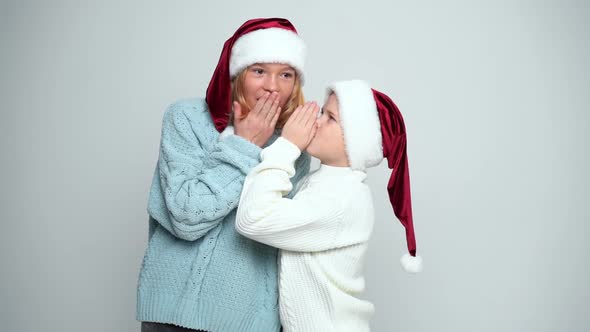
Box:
[231,67,305,129]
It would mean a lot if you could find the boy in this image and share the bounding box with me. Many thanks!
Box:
[236,80,423,332]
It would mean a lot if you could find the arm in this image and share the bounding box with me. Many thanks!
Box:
[236,137,345,252]
[148,100,262,241]
[287,145,311,199]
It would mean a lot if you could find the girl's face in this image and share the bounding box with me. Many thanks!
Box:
[242,63,297,110]
[306,93,349,167]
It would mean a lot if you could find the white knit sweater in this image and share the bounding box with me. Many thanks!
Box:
[236,137,375,332]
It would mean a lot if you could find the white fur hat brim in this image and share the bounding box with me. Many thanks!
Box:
[230,28,306,81]
[328,80,383,170]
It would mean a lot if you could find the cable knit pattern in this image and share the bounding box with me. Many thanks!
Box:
[137,98,311,332]
[236,137,375,332]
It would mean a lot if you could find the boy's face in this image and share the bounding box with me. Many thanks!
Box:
[305,94,349,167]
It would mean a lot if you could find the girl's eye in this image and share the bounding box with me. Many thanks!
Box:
[252,68,264,74]
[281,72,294,79]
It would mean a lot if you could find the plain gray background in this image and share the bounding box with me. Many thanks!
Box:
[1,0,588,331]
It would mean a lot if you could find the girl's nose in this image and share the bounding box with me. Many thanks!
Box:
[264,76,279,92]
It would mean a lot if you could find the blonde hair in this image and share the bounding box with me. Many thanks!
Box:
[231,67,305,129]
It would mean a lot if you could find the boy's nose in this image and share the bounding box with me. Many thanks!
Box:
[315,118,323,128]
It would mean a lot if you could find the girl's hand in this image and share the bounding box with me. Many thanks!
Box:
[281,102,319,151]
[234,92,281,147]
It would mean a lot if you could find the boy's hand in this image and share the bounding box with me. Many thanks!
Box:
[281,102,319,151]
[234,92,281,147]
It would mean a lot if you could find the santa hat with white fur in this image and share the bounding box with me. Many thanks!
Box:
[328,80,423,273]
[206,18,306,132]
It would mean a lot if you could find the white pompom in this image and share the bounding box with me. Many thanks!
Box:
[400,253,423,273]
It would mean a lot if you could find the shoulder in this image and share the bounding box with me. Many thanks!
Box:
[307,175,368,204]
[162,97,212,126]
[339,177,372,206]
[159,98,220,135]
[338,180,374,230]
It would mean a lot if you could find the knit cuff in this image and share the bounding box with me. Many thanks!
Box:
[260,137,302,166]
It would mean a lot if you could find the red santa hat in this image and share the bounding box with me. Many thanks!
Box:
[206,18,306,132]
[327,80,423,273]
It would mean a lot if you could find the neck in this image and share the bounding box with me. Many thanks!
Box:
[319,158,350,168]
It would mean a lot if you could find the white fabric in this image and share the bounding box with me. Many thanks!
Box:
[218,125,235,141]
[401,253,424,273]
[230,28,306,80]
[328,80,383,170]
[236,137,375,332]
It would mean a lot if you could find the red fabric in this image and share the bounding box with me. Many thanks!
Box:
[372,89,417,257]
[205,18,299,132]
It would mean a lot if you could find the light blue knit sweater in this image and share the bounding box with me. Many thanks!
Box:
[136,98,310,331]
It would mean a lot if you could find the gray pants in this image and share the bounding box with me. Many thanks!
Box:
[141,322,207,332]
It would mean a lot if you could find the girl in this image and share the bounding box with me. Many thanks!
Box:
[137,18,310,332]
[236,80,423,332]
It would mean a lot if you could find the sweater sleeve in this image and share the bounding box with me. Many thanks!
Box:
[236,137,345,252]
[148,100,262,241]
